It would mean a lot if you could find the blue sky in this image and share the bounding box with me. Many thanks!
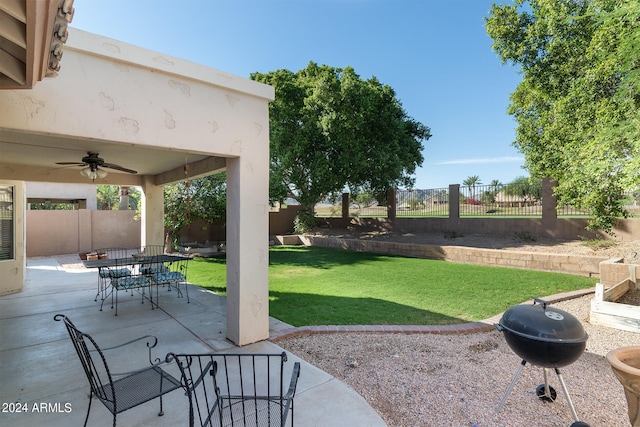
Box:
[71,0,526,190]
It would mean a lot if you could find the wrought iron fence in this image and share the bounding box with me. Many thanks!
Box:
[314,185,640,219]
[396,188,449,217]
[314,201,388,218]
[314,202,342,218]
[459,183,543,217]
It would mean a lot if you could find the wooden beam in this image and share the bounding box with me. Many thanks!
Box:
[154,156,227,186]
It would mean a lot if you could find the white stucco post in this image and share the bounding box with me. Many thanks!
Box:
[141,176,165,248]
[225,153,270,345]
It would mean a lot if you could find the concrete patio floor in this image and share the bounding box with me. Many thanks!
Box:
[0,256,387,426]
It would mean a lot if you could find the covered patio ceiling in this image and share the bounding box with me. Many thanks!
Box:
[0,130,222,187]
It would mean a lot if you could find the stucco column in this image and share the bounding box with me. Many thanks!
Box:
[449,184,460,219]
[141,176,164,248]
[542,177,558,221]
[226,156,270,346]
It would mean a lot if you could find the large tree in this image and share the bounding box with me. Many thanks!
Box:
[251,62,431,231]
[486,0,640,233]
[163,173,226,249]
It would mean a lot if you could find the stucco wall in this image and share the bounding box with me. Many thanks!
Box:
[26,209,140,256]
[26,182,98,210]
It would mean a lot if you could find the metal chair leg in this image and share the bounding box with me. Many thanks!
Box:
[83,394,93,427]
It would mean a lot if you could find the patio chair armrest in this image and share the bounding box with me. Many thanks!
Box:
[284,362,301,399]
[165,353,216,392]
[92,334,160,365]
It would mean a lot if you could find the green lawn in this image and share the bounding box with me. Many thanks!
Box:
[187,246,596,327]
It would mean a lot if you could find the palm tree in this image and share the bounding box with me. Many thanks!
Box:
[97,185,140,210]
[97,185,119,210]
[486,179,502,204]
[463,175,482,200]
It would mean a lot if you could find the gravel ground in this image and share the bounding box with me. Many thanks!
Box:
[278,295,638,427]
[276,232,640,427]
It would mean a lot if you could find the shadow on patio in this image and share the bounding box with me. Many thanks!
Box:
[0,256,386,426]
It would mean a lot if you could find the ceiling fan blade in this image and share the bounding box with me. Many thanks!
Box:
[101,163,138,174]
[55,162,85,166]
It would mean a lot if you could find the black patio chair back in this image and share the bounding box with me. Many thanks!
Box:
[166,352,300,427]
[151,255,191,302]
[100,256,155,315]
[54,314,181,427]
[94,247,131,301]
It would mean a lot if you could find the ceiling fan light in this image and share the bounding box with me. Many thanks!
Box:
[79,167,91,178]
[80,167,107,181]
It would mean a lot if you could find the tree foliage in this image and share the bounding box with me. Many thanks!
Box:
[97,185,120,210]
[482,180,504,203]
[463,175,482,199]
[251,62,431,231]
[486,0,640,233]
[502,176,542,203]
[29,202,73,210]
[163,173,226,247]
[97,185,140,210]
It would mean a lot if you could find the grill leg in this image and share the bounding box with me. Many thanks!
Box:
[543,368,552,398]
[496,359,526,413]
[555,368,580,422]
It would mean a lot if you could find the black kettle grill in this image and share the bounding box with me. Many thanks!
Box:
[495,298,590,427]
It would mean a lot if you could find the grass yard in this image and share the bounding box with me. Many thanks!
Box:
[188,246,597,327]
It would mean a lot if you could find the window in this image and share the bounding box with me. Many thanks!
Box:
[0,185,14,261]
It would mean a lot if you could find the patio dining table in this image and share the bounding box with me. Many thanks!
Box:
[84,253,192,314]
[82,254,189,269]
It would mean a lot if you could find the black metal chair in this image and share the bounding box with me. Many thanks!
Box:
[54,314,182,427]
[100,256,153,316]
[166,352,300,427]
[94,248,131,302]
[150,255,191,302]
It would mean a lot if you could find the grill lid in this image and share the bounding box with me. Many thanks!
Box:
[498,298,588,344]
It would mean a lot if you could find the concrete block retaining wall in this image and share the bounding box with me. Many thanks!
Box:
[295,235,608,278]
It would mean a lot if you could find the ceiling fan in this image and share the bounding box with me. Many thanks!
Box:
[56,152,137,181]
